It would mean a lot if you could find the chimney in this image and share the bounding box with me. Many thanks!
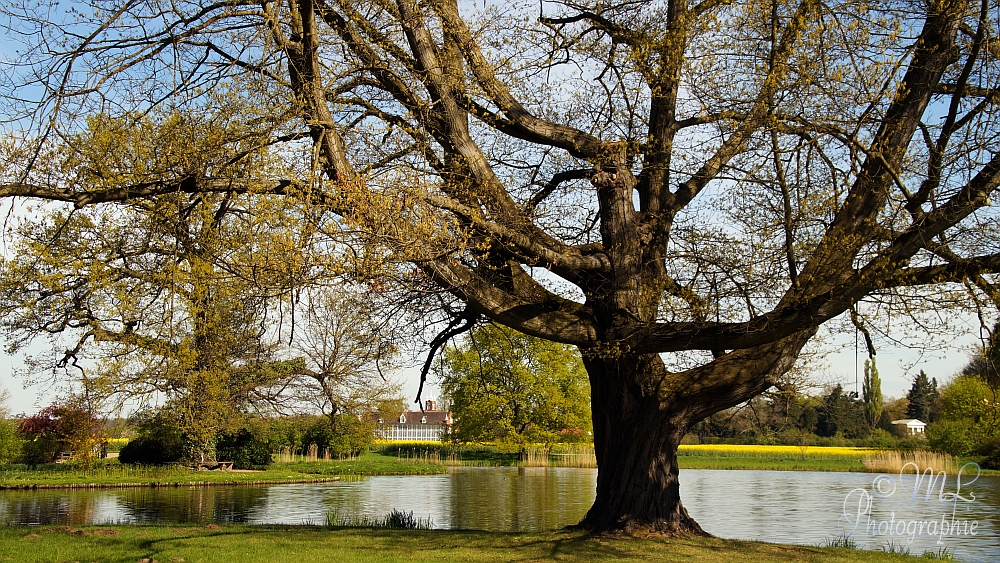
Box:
[425,399,437,411]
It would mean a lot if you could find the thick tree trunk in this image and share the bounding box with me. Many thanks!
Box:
[578,353,706,535]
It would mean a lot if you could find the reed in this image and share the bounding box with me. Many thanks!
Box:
[326,509,433,530]
[860,450,958,474]
[519,445,597,468]
[390,445,598,468]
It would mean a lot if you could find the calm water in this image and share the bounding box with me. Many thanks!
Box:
[2,468,998,562]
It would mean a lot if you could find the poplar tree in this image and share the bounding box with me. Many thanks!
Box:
[862,359,883,430]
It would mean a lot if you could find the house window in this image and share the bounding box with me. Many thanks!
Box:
[399,414,406,424]
[421,416,427,424]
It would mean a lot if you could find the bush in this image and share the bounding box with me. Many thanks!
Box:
[0,419,22,464]
[216,428,272,469]
[300,416,374,457]
[17,435,61,465]
[927,419,979,457]
[118,432,184,465]
[16,403,103,464]
[862,428,896,449]
[981,449,1000,470]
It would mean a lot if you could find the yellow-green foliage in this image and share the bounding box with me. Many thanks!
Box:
[439,323,592,445]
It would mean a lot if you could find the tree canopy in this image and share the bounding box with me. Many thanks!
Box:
[0,112,401,459]
[2,0,999,533]
[438,322,591,444]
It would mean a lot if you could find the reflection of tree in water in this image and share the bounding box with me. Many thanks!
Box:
[115,486,270,524]
[447,468,595,532]
[0,489,107,525]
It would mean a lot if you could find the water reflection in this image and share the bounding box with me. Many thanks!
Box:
[114,486,272,524]
[1,468,997,563]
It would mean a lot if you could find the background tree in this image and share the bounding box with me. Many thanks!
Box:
[927,374,998,456]
[0,388,21,464]
[930,339,1000,464]
[0,112,344,460]
[439,323,591,444]
[862,359,883,431]
[280,288,404,433]
[16,403,103,464]
[815,385,868,440]
[3,0,1000,533]
[963,321,1000,392]
[906,371,940,422]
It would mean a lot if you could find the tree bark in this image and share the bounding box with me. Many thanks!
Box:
[579,352,706,535]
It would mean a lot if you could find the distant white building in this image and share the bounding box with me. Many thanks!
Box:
[376,399,453,441]
[891,419,927,435]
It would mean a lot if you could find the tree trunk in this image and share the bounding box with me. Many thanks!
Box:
[578,352,706,535]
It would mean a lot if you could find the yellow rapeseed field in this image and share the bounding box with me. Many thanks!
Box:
[678,444,878,459]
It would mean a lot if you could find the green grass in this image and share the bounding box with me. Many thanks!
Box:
[0,454,445,489]
[0,525,934,563]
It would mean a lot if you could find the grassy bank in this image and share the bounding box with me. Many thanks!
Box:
[676,445,875,472]
[0,525,932,563]
[381,442,889,472]
[0,454,445,489]
[676,445,1000,474]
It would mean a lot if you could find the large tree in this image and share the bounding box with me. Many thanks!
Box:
[2,0,1000,533]
[0,111,345,459]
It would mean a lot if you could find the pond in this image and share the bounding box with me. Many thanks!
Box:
[2,467,998,562]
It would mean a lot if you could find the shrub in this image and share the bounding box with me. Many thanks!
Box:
[0,419,23,464]
[301,415,373,457]
[17,435,61,465]
[216,428,272,469]
[16,404,103,464]
[118,432,184,465]
[979,436,1000,470]
[927,419,979,457]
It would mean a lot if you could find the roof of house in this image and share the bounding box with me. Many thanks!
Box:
[890,419,926,426]
[392,410,452,425]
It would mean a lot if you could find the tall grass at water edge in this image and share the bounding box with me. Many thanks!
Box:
[385,443,943,471]
[326,508,433,529]
[860,450,961,474]
[386,443,598,468]
[0,461,193,483]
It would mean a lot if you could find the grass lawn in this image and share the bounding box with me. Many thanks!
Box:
[0,455,445,489]
[0,525,933,563]
[676,445,874,472]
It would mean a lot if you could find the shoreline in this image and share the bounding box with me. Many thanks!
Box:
[2,448,995,490]
[0,476,345,490]
[0,525,933,563]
